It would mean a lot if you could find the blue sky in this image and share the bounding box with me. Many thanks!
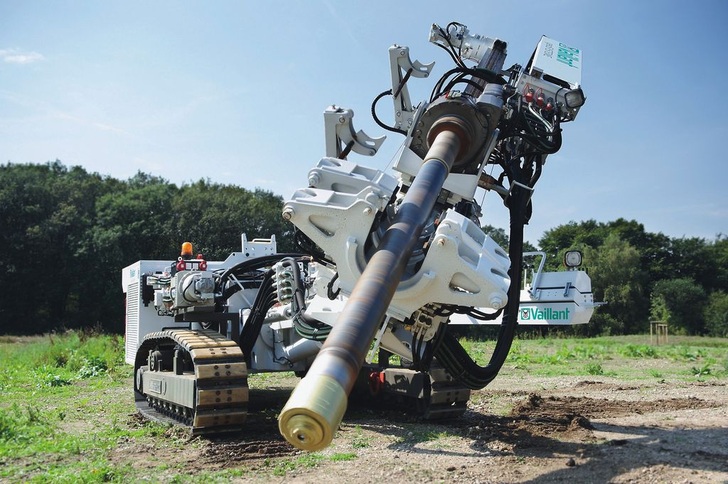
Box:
[2,1,727,246]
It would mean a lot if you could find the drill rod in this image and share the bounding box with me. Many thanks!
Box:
[279,128,464,451]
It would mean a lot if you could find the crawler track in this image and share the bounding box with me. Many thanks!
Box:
[134,329,248,435]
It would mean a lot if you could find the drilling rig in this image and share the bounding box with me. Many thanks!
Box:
[123,22,593,451]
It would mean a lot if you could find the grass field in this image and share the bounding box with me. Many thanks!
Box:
[1,331,726,482]
[464,334,728,380]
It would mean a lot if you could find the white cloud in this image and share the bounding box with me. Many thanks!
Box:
[0,48,45,64]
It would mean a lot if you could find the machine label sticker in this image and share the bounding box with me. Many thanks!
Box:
[149,379,162,394]
[557,43,580,69]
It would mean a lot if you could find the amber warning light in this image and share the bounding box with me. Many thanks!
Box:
[181,242,193,258]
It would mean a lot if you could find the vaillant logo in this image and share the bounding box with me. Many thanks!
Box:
[521,307,571,321]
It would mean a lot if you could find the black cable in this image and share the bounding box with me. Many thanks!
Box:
[239,269,276,359]
[369,65,415,137]
[217,253,308,289]
[219,271,265,296]
[430,68,459,101]
[411,330,421,369]
[326,272,341,300]
[442,78,484,94]
[279,258,332,342]
[530,155,544,187]
[338,140,356,159]
[500,105,561,156]
[181,281,197,304]
[430,66,466,101]
[218,255,308,301]
[432,31,466,68]
[434,304,502,320]
[371,90,407,135]
[430,66,506,102]
[434,181,528,389]
[294,228,331,265]
[393,68,413,99]
[420,321,447,370]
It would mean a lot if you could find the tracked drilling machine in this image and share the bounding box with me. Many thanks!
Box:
[123,22,593,451]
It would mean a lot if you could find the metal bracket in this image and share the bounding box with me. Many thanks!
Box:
[509,180,535,202]
[388,45,434,132]
[324,106,385,159]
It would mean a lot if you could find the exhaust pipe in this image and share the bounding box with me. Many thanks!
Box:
[279,119,470,451]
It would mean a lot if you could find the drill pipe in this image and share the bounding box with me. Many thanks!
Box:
[279,128,465,451]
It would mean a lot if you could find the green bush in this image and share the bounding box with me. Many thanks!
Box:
[585,362,604,375]
[704,291,728,337]
[620,344,657,358]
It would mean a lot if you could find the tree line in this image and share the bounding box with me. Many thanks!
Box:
[1,161,726,337]
[535,220,726,337]
[0,161,293,334]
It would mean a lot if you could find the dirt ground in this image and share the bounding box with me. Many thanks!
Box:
[112,373,728,483]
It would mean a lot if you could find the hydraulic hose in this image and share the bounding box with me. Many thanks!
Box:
[280,258,332,341]
[434,182,528,389]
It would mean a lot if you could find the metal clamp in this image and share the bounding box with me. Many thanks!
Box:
[388,45,434,132]
[323,106,385,159]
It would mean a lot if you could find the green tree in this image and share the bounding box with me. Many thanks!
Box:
[169,181,292,261]
[666,237,717,291]
[606,219,672,286]
[0,162,113,333]
[481,224,509,248]
[481,224,536,252]
[538,219,607,267]
[0,163,297,335]
[90,175,179,331]
[583,234,648,335]
[651,278,707,335]
[703,291,728,337]
[92,174,178,263]
[708,235,728,292]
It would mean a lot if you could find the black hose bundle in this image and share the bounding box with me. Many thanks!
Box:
[239,269,278,360]
[433,182,528,389]
[217,253,309,301]
[279,258,332,342]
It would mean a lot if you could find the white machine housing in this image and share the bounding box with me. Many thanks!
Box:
[283,157,511,322]
[121,235,316,367]
[450,252,597,326]
[516,36,584,121]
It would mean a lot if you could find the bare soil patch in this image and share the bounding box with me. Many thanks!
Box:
[109,375,728,483]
